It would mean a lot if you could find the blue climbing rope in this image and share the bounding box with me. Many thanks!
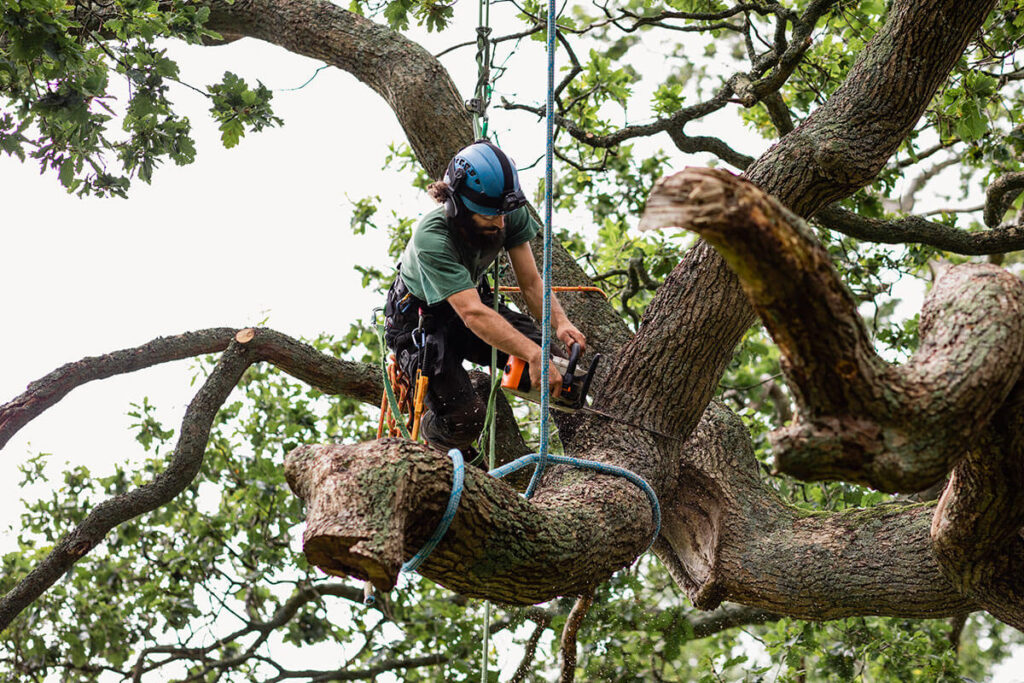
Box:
[523,0,559,500]
[491,454,661,551]
[401,448,465,573]
[400,447,662,571]
[399,0,665,579]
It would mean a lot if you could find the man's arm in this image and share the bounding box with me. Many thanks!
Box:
[506,241,586,352]
[447,288,561,391]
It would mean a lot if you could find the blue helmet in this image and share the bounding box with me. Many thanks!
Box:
[443,140,528,217]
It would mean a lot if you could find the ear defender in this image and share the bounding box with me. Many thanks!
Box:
[443,164,466,218]
[443,186,459,218]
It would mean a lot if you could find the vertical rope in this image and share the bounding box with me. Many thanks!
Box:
[475,0,494,675]
[480,259,501,683]
[524,0,557,500]
[472,0,492,139]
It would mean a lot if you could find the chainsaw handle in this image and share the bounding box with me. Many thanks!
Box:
[563,342,582,387]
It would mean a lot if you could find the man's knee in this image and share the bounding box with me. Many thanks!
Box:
[421,399,486,449]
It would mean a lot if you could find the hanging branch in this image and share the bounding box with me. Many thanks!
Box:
[559,588,595,683]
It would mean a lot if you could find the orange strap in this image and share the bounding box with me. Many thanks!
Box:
[497,285,608,299]
[410,371,430,441]
[377,356,418,440]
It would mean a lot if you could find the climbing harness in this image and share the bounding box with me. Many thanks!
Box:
[377,351,412,441]
[375,308,431,442]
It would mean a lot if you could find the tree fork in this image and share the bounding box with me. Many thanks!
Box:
[932,382,1024,629]
[656,401,976,619]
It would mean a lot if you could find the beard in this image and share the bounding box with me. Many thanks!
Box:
[452,211,506,251]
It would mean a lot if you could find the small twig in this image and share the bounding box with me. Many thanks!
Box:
[720,372,783,391]
[508,614,552,683]
[559,588,595,683]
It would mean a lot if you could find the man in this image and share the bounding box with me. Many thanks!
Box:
[384,140,586,453]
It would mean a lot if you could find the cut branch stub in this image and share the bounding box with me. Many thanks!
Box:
[284,440,656,604]
[641,167,1024,492]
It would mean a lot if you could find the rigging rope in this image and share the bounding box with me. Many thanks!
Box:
[522,0,559,500]
[470,0,492,139]
[474,1,495,676]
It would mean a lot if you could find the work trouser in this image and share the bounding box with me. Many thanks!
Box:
[384,275,543,452]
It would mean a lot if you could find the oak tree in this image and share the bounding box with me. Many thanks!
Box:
[4,0,1024,680]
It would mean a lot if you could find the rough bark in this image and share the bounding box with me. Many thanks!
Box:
[285,439,658,603]
[743,0,999,215]
[931,382,1024,629]
[657,401,976,619]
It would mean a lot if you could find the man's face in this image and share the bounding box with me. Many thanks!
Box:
[456,212,506,250]
[470,212,505,234]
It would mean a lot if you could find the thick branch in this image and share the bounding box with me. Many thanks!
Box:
[284,439,659,604]
[0,327,528,631]
[655,401,976,619]
[0,328,379,452]
[0,339,253,632]
[744,0,999,216]
[931,382,1024,630]
[0,328,236,450]
[816,204,1024,255]
[641,168,1024,492]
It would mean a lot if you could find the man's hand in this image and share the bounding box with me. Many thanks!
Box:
[529,351,563,394]
[556,322,586,354]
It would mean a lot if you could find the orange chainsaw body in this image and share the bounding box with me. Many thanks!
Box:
[500,344,599,412]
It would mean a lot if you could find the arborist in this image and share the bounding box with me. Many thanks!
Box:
[384,140,586,453]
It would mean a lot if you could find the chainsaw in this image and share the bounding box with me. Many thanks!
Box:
[501,343,685,441]
[500,342,600,412]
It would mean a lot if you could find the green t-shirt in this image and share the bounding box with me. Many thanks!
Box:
[399,205,539,306]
